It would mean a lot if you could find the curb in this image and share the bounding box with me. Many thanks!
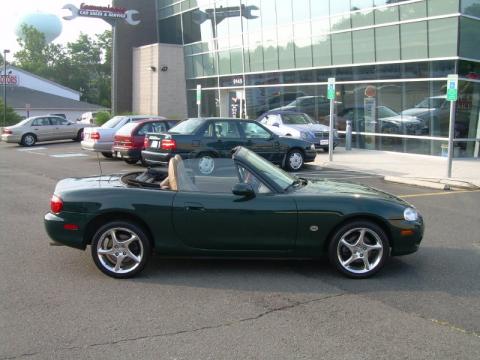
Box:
[384,176,450,190]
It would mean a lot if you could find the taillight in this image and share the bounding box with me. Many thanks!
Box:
[161,139,176,150]
[50,195,63,214]
[2,128,12,134]
[144,137,149,149]
[91,132,100,140]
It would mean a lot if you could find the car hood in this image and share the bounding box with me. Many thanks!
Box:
[296,179,409,205]
[286,123,330,132]
[401,108,435,117]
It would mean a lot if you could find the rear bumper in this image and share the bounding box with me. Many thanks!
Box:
[142,150,173,165]
[112,147,141,159]
[81,140,112,152]
[44,212,92,250]
[1,134,21,143]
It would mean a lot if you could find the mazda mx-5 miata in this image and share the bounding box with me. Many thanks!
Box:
[45,147,424,279]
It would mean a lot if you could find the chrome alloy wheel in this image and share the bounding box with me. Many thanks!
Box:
[288,152,303,171]
[336,227,384,274]
[198,155,215,175]
[23,134,35,146]
[96,227,144,274]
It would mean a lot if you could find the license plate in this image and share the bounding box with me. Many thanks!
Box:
[150,140,159,148]
[116,151,122,158]
[320,140,329,145]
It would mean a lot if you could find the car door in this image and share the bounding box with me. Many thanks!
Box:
[172,169,297,251]
[49,117,74,139]
[30,117,54,141]
[238,121,281,162]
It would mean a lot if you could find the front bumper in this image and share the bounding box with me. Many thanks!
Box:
[81,140,113,152]
[1,134,21,143]
[389,218,424,256]
[304,149,317,163]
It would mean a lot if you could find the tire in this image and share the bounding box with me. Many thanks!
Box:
[328,220,390,279]
[124,158,138,165]
[101,152,113,158]
[284,149,304,172]
[21,133,36,147]
[74,129,84,142]
[196,153,216,175]
[91,221,151,279]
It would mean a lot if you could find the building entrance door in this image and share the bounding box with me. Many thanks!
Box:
[220,89,246,118]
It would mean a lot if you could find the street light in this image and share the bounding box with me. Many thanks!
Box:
[3,49,10,127]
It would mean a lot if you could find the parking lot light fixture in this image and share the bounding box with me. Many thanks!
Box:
[3,49,10,127]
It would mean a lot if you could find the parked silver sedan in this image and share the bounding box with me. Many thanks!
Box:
[1,115,90,146]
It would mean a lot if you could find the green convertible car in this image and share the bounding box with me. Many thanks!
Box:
[45,147,424,279]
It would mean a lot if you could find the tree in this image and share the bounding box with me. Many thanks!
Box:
[0,98,22,126]
[13,26,112,108]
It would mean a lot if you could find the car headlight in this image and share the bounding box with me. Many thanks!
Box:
[300,131,315,140]
[404,207,419,221]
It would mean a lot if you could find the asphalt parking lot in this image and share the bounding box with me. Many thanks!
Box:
[0,140,479,359]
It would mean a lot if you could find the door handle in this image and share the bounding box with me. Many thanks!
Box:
[184,202,205,211]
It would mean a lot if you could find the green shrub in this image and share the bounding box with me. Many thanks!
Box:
[0,99,22,126]
[94,111,111,126]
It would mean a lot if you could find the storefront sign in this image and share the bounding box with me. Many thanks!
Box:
[63,3,140,25]
[446,74,458,102]
[220,76,243,87]
[0,75,18,85]
[196,85,202,105]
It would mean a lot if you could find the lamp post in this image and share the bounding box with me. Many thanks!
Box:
[3,49,10,127]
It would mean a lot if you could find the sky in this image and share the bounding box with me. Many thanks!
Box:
[0,0,111,55]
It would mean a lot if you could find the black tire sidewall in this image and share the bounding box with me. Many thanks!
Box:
[91,221,151,279]
[285,149,304,172]
[21,134,36,147]
[328,220,390,279]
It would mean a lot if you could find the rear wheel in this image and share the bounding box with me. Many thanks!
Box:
[101,152,113,158]
[196,153,216,175]
[124,158,139,165]
[91,221,151,279]
[328,220,389,279]
[284,149,304,172]
[21,133,36,147]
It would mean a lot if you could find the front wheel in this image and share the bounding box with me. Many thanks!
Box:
[284,149,304,172]
[21,133,36,147]
[91,221,151,279]
[328,221,390,279]
[74,129,84,142]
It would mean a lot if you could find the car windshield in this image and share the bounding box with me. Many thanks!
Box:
[414,98,445,108]
[237,148,296,190]
[116,122,137,135]
[169,118,204,134]
[282,113,315,125]
[101,116,127,129]
[377,106,398,118]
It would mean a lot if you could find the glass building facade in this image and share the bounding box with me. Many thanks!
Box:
[156,0,480,157]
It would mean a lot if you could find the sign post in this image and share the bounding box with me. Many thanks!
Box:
[446,74,458,178]
[196,84,202,118]
[327,78,335,162]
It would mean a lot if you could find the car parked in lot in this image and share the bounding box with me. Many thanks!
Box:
[141,117,317,173]
[1,115,90,146]
[82,115,162,158]
[112,118,179,165]
[45,146,424,279]
[258,110,338,152]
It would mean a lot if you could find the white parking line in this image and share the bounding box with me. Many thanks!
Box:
[50,153,89,158]
[17,147,47,151]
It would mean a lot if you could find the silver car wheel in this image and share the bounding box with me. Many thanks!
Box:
[336,227,384,274]
[96,227,144,274]
[288,152,303,170]
[23,134,35,146]
[198,156,215,175]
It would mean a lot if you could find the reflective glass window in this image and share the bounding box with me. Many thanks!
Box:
[263,28,279,70]
[353,29,375,63]
[332,32,353,64]
[294,22,313,68]
[461,0,480,17]
[218,51,231,75]
[460,17,480,59]
[230,48,243,73]
[330,13,351,31]
[276,0,293,24]
[400,1,427,20]
[428,18,458,58]
[310,1,329,19]
[376,25,400,61]
[428,0,459,16]
[261,0,277,27]
[158,16,182,44]
[331,0,351,14]
[278,25,295,69]
[193,54,204,77]
[351,8,374,28]
[248,32,264,72]
[351,0,374,10]
[202,53,216,76]
[401,22,428,59]
[293,0,310,22]
[375,6,399,24]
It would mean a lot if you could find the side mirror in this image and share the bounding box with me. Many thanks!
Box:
[232,183,255,197]
[272,122,280,127]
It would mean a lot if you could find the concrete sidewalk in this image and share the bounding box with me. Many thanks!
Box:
[313,148,480,189]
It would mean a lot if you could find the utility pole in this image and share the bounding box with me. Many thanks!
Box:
[3,49,10,127]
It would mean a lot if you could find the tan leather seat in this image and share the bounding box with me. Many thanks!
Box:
[160,157,179,191]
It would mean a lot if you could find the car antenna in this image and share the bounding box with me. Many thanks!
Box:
[96,152,103,176]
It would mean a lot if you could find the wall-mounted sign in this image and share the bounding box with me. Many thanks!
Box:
[446,74,458,102]
[327,78,335,100]
[63,3,140,25]
[0,75,18,86]
[219,76,243,87]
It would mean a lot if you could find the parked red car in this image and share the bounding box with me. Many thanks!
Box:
[112,118,179,165]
